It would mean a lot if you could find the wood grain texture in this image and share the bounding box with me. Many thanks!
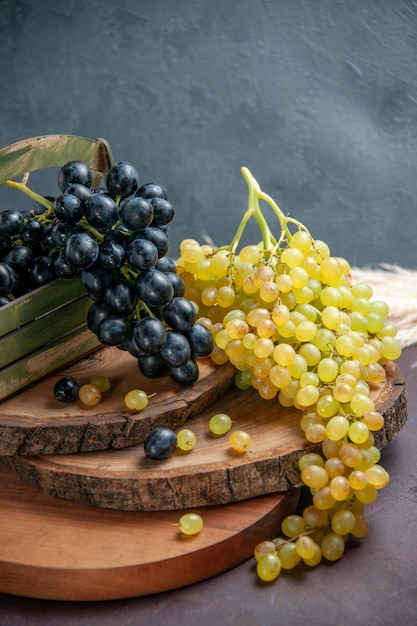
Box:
[2,361,407,511]
[0,461,300,601]
[0,347,236,455]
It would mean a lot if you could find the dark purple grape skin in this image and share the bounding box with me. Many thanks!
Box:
[21,219,44,245]
[98,240,126,271]
[132,316,167,354]
[28,256,56,288]
[64,232,99,269]
[165,272,185,297]
[136,182,167,200]
[162,297,197,332]
[168,358,199,386]
[186,323,215,357]
[58,160,92,192]
[54,376,80,403]
[87,301,112,334]
[154,256,177,273]
[144,427,177,460]
[118,196,153,232]
[104,280,136,316]
[54,193,84,224]
[84,193,118,231]
[106,161,140,199]
[0,261,18,295]
[137,353,168,378]
[97,315,131,345]
[64,183,92,204]
[0,210,24,236]
[158,330,191,368]
[150,198,175,226]
[54,250,79,278]
[3,245,33,272]
[134,269,174,307]
[127,238,158,271]
[81,266,114,300]
[136,226,169,258]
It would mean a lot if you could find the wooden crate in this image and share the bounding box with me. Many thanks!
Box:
[0,134,114,400]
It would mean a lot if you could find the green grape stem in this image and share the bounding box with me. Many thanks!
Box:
[4,177,54,216]
[226,167,314,264]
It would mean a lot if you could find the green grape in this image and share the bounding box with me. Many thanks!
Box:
[365,465,390,489]
[90,375,111,392]
[321,533,345,561]
[298,453,325,471]
[329,476,350,501]
[256,552,282,581]
[331,509,356,535]
[124,389,149,411]
[229,429,252,452]
[276,542,301,569]
[176,428,197,451]
[302,543,323,567]
[209,413,232,435]
[254,540,277,561]
[301,464,329,489]
[281,515,306,538]
[325,416,350,441]
[295,536,317,560]
[178,513,203,535]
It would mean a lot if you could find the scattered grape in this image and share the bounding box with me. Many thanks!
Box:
[178,513,203,535]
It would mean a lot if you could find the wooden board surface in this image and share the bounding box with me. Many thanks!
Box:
[0,348,236,455]
[0,461,300,601]
[3,361,407,511]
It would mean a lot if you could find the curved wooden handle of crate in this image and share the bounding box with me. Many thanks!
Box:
[0,134,114,185]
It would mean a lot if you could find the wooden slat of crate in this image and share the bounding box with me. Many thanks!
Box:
[0,325,100,400]
[0,277,87,338]
[0,295,94,369]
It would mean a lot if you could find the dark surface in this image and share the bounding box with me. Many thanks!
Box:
[0,0,416,268]
[0,343,415,625]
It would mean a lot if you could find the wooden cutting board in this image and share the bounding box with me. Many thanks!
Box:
[0,461,300,601]
[2,361,406,511]
[0,348,236,455]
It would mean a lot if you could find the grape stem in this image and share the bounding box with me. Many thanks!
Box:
[4,176,54,215]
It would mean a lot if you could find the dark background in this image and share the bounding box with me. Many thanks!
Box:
[0,0,416,268]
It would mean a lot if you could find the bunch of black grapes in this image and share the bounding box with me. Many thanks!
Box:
[0,160,214,385]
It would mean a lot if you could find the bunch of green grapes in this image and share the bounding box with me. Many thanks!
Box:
[176,166,402,582]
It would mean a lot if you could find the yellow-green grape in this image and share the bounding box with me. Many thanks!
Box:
[313,486,336,511]
[339,443,364,468]
[275,542,300,570]
[295,536,317,560]
[281,514,306,538]
[229,429,252,452]
[180,238,204,264]
[324,457,346,478]
[348,420,370,444]
[348,470,368,490]
[354,483,378,504]
[298,452,325,471]
[317,357,339,383]
[254,540,277,561]
[239,244,262,264]
[302,542,323,567]
[176,428,197,451]
[329,476,350,501]
[302,504,328,527]
[365,465,390,489]
[124,389,149,411]
[256,552,282,581]
[361,411,385,431]
[178,513,203,535]
[301,464,329,489]
[321,533,345,561]
[325,416,350,441]
[351,513,369,538]
[209,413,232,435]
[330,509,356,535]
[79,383,101,406]
[90,375,111,392]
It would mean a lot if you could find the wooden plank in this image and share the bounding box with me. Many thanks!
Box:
[2,361,407,511]
[0,326,101,401]
[0,277,87,338]
[0,295,93,368]
[0,461,300,601]
[0,350,237,455]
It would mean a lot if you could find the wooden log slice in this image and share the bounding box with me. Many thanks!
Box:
[0,347,236,456]
[0,461,300,601]
[2,361,407,511]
